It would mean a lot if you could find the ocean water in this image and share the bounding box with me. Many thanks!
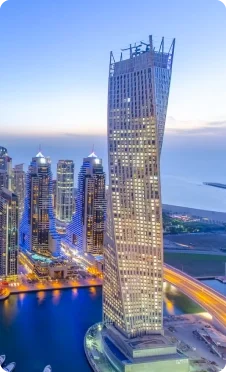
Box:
[2,133,226,212]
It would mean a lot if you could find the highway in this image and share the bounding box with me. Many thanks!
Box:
[164,264,226,328]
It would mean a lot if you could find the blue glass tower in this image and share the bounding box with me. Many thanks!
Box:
[63,152,106,255]
[20,152,61,257]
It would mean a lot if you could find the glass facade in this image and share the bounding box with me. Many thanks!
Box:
[103,36,175,338]
[0,146,12,190]
[20,152,61,257]
[12,164,26,222]
[0,188,18,278]
[56,160,74,222]
[64,153,106,255]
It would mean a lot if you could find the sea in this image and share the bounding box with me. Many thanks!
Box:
[3,133,226,213]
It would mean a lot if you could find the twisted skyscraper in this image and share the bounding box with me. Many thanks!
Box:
[104,36,175,337]
[85,36,189,372]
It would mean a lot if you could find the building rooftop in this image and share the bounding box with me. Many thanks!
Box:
[36,151,45,158]
[88,151,97,158]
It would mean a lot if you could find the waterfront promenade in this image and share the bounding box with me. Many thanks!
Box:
[0,278,102,298]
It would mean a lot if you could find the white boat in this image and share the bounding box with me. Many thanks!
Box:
[0,356,6,366]
[43,366,52,372]
[3,362,16,372]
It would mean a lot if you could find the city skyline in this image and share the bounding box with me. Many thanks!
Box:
[1,2,226,372]
[0,0,226,140]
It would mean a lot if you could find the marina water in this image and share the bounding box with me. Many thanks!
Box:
[0,282,221,372]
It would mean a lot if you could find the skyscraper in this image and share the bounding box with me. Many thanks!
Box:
[64,153,106,255]
[104,36,175,338]
[0,170,8,189]
[56,160,74,223]
[12,164,25,221]
[85,36,189,372]
[0,146,12,190]
[0,188,18,278]
[52,179,57,212]
[20,152,60,257]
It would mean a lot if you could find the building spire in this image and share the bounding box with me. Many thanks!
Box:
[88,144,97,158]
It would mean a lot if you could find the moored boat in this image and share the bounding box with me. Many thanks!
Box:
[0,356,6,366]
[43,365,52,372]
[3,362,16,372]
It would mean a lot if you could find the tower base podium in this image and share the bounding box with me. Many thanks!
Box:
[84,323,190,372]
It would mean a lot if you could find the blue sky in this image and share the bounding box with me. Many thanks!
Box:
[0,0,226,138]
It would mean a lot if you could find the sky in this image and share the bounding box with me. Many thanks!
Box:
[0,0,226,140]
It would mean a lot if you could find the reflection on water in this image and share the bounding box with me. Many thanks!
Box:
[163,282,203,315]
[164,295,175,315]
[2,296,19,324]
[72,288,78,298]
[19,293,26,302]
[89,287,97,296]
[52,289,61,305]
[37,291,46,304]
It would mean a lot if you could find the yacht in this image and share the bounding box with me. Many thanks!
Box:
[0,356,5,366]
[43,366,52,372]
[3,362,16,372]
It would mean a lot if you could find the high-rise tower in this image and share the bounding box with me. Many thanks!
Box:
[0,170,8,189]
[56,160,74,223]
[20,152,60,257]
[0,188,18,278]
[12,164,25,222]
[0,146,12,190]
[85,36,189,372]
[64,153,106,255]
[103,35,176,338]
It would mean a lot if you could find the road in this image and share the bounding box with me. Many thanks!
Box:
[164,264,226,329]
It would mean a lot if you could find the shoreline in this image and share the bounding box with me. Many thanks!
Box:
[0,288,10,300]
[1,279,103,299]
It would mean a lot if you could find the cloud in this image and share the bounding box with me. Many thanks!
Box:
[166,117,226,137]
[206,120,226,127]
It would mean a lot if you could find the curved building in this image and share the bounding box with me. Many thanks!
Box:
[20,152,60,258]
[105,34,175,339]
[64,152,106,255]
[85,36,189,372]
